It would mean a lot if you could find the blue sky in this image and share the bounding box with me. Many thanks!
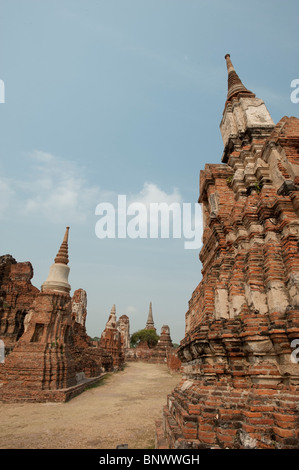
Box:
[0,0,298,343]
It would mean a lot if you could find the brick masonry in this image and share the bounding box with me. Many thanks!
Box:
[156,56,299,449]
[0,232,122,402]
[0,255,39,353]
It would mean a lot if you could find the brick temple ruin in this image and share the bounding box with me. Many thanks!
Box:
[0,227,180,402]
[156,55,299,449]
[0,227,125,402]
[125,302,181,371]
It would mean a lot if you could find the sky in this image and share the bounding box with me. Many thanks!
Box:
[0,0,298,344]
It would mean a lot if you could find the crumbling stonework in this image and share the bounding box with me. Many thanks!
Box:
[117,314,130,352]
[157,55,299,449]
[127,323,181,370]
[69,288,112,377]
[0,228,113,402]
[0,255,39,354]
[0,290,78,402]
[99,305,125,370]
[126,304,181,369]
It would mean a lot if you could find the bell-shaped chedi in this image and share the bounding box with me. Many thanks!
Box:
[41,227,71,294]
[157,55,299,450]
[0,226,77,402]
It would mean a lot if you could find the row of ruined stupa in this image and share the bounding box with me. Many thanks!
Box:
[42,227,174,349]
[43,226,173,347]
[0,227,179,401]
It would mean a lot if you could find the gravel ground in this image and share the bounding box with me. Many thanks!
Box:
[0,362,181,450]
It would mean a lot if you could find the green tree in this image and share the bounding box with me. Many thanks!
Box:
[130,329,159,349]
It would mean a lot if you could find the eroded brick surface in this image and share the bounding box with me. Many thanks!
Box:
[0,255,39,354]
[0,230,118,402]
[157,57,299,449]
[99,305,125,370]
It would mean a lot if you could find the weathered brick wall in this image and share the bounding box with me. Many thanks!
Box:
[157,88,299,448]
[69,289,113,376]
[0,255,39,353]
[0,291,77,401]
[100,327,124,369]
[166,348,182,373]
[99,306,125,370]
[162,380,299,449]
[126,325,181,370]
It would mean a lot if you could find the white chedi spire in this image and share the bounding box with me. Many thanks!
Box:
[41,227,71,294]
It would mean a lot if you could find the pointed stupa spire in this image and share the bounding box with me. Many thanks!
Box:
[54,226,69,265]
[41,226,71,294]
[220,55,275,163]
[145,301,155,331]
[225,54,255,101]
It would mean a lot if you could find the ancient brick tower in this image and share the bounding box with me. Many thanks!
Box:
[158,55,299,449]
[145,301,156,331]
[0,227,77,401]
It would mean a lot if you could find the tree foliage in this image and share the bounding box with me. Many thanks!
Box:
[130,328,159,349]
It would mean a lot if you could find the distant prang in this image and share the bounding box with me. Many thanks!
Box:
[0,228,180,403]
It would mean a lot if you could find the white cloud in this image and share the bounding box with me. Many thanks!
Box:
[0,150,101,224]
[128,182,182,206]
[19,150,101,224]
[1,151,187,234]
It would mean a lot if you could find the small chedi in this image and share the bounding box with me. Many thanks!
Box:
[0,227,124,402]
[126,302,181,371]
[157,55,299,449]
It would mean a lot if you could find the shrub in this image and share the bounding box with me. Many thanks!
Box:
[130,329,159,349]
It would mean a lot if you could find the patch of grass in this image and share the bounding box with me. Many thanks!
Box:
[85,373,112,390]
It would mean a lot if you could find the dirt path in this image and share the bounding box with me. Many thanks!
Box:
[0,362,180,449]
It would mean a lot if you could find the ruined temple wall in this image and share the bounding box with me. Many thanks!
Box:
[0,291,78,401]
[0,256,39,353]
[158,114,299,449]
[69,289,114,377]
